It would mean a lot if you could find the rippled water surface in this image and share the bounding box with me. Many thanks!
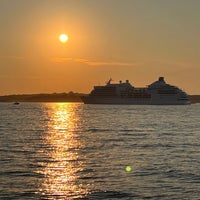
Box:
[0,103,199,199]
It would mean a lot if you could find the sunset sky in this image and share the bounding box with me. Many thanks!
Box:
[0,0,200,95]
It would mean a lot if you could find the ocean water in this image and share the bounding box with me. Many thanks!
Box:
[0,102,199,200]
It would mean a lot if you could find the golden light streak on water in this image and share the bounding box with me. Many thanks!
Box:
[38,103,89,199]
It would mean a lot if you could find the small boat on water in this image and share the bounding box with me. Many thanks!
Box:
[81,77,190,105]
[13,102,20,105]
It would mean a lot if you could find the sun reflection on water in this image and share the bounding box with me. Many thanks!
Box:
[38,103,88,199]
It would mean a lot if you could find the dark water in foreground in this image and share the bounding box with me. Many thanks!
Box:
[0,103,199,200]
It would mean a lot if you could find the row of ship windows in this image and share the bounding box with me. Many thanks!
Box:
[158,90,177,94]
[122,94,151,98]
[92,90,178,96]
[91,93,151,98]
[91,92,117,95]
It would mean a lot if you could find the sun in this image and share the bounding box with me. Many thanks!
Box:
[59,34,69,43]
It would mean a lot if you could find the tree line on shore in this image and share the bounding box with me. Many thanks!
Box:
[0,92,83,102]
[0,92,199,103]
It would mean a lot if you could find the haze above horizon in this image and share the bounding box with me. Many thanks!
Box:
[0,0,199,95]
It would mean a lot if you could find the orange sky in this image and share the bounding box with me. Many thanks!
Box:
[0,0,199,95]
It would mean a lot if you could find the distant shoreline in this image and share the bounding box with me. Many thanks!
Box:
[0,92,83,103]
[189,95,200,104]
[0,93,199,104]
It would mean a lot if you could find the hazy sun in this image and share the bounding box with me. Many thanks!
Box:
[59,34,68,43]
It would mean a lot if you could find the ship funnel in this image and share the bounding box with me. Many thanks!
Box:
[159,77,164,82]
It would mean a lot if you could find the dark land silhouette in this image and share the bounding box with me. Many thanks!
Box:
[0,92,82,102]
[0,92,199,103]
[189,95,200,103]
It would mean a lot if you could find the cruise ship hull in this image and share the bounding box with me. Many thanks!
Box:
[81,96,190,105]
[81,77,190,105]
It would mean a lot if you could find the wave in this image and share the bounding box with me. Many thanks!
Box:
[83,190,136,199]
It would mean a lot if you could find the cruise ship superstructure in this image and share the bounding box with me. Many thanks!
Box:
[81,77,190,105]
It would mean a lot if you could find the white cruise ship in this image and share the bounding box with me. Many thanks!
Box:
[81,77,190,105]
